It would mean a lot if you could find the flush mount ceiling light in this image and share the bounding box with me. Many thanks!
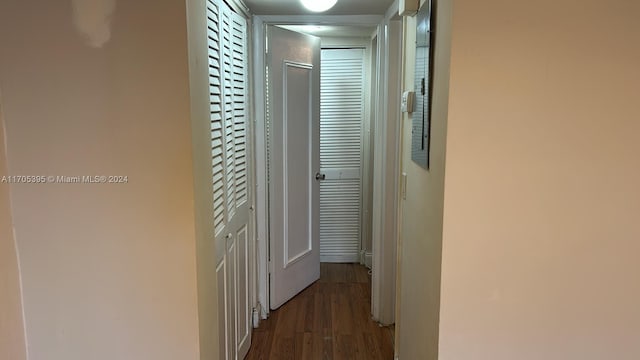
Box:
[300,0,338,12]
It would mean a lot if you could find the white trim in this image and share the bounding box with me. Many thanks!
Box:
[246,14,260,328]
[13,225,29,359]
[371,7,403,325]
[320,254,360,263]
[320,44,367,49]
[282,61,289,269]
[216,258,229,360]
[387,17,403,327]
[281,61,315,265]
[1,87,30,360]
[286,249,314,268]
[252,16,270,318]
[236,226,251,348]
[385,0,401,20]
[370,23,384,322]
[223,0,251,18]
[364,251,373,269]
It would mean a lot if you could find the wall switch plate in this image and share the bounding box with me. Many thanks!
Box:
[401,91,415,113]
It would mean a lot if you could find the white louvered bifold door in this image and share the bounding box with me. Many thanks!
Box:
[319,48,365,263]
[206,1,252,359]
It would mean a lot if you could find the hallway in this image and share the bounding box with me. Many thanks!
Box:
[246,263,395,359]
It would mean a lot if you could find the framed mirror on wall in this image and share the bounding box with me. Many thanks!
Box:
[412,0,436,169]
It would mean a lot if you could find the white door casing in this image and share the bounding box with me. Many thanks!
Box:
[267,26,321,310]
[252,15,392,320]
[206,0,252,358]
[371,14,403,325]
[319,48,366,263]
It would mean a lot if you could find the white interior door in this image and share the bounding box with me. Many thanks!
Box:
[267,26,321,310]
[206,1,252,359]
[319,48,366,263]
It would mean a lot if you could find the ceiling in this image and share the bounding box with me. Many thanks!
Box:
[243,0,396,16]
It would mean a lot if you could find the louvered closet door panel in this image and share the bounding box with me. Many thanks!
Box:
[231,14,248,207]
[319,48,365,263]
[206,1,226,237]
[221,10,236,219]
[206,2,251,360]
[206,2,233,359]
[229,11,252,360]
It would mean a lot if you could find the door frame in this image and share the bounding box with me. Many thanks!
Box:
[318,46,368,264]
[252,13,402,323]
[371,3,404,326]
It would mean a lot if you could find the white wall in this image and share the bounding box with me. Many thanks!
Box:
[439,0,640,359]
[0,93,28,360]
[0,0,201,359]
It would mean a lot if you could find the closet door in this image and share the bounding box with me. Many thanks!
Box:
[319,48,366,263]
[206,1,251,359]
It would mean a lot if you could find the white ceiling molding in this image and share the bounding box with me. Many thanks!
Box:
[279,25,377,38]
[223,0,251,17]
[385,0,401,20]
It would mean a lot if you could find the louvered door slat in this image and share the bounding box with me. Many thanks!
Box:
[319,48,365,263]
[206,0,226,236]
[220,10,236,219]
[231,14,248,206]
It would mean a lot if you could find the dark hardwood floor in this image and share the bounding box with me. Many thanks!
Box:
[245,263,394,360]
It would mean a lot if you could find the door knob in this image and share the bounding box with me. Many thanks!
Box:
[315,172,326,181]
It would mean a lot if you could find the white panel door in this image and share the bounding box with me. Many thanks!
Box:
[267,26,321,310]
[319,48,366,263]
[206,1,252,359]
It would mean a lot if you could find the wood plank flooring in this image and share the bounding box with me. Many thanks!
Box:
[245,263,394,360]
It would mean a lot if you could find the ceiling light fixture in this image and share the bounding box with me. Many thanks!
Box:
[300,0,338,13]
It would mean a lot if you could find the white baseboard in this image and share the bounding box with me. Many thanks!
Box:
[320,254,360,263]
[256,301,268,321]
[252,307,260,328]
[253,302,268,328]
[364,252,373,269]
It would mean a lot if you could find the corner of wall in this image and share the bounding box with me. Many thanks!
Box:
[0,89,28,360]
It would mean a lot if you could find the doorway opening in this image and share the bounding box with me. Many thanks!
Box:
[280,26,375,267]
[253,15,402,329]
